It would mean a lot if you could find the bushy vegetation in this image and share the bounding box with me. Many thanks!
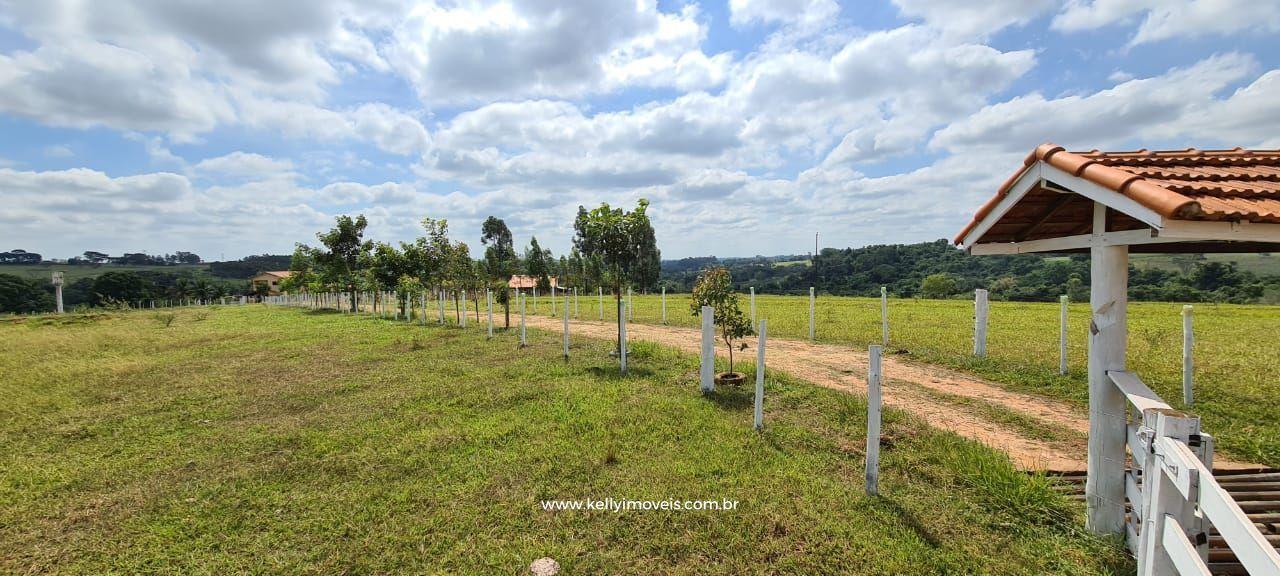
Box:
[0,306,1128,574]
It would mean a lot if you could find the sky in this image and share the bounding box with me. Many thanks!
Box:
[1,0,1279,262]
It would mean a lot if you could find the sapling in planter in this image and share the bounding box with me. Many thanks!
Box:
[690,267,753,386]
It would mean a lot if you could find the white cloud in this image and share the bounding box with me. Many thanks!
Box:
[729,0,839,28]
[192,152,295,180]
[892,0,1056,38]
[930,53,1262,154]
[1052,0,1280,45]
[383,0,729,103]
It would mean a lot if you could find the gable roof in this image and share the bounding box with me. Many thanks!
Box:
[507,275,558,289]
[955,143,1280,250]
[253,270,292,279]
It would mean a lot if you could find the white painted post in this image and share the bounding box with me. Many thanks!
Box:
[533,286,537,314]
[749,287,756,327]
[439,290,445,324]
[574,287,579,318]
[52,272,64,314]
[1060,295,1069,374]
[519,293,527,347]
[598,287,603,320]
[551,284,556,317]
[1182,305,1194,406]
[808,287,815,342]
[461,290,467,328]
[700,305,715,393]
[661,286,666,325]
[562,295,569,359]
[973,289,989,357]
[754,319,767,430]
[880,286,888,347]
[866,344,883,497]
[1085,202,1128,536]
[620,301,628,374]
[487,289,493,338]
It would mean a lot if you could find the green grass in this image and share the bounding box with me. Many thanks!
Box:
[0,306,1127,574]
[1,263,213,282]
[532,291,1280,466]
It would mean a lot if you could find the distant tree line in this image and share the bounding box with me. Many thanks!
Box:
[660,240,1280,304]
[0,249,206,266]
[0,270,245,313]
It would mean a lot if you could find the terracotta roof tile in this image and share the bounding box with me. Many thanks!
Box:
[955,142,1280,245]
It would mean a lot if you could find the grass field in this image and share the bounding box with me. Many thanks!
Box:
[527,290,1280,467]
[0,263,212,282]
[0,306,1128,574]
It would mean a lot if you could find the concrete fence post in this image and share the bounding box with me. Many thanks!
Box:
[439,291,446,324]
[1060,295,1069,374]
[487,289,494,338]
[551,284,556,317]
[700,305,715,393]
[661,286,667,325]
[519,293,527,347]
[880,286,888,347]
[974,289,989,357]
[598,287,603,320]
[866,345,883,497]
[461,290,467,328]
[808,287,815,342]
[52,272,64,314]
[628,288,633,321]
[749,287,755,328]
[1183,305,1194,406]
[754,319,767,430]
[562,295,570,359]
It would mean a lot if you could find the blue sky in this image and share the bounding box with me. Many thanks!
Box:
[2,0,1278,261]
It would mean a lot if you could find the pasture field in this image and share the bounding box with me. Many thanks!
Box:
[529,291,1280,466]
[0,306,1127,574]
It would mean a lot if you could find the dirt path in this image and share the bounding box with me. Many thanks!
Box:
[523,314,1255,472]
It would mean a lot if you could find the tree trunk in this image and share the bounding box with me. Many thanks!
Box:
[504,289,511,328]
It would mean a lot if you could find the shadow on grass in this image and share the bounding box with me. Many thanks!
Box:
[703,386,754,411]
[585,365,656,380]
[874,497,943,549]
[303,309,342,315]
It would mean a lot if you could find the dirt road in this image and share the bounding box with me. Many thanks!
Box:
[523,314,1254,471]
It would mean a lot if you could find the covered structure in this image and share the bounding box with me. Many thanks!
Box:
[250,270,292,295]
[956,144,1280,575]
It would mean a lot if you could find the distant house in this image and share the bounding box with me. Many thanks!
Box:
[507,275,557,290]
[250,270,292,295]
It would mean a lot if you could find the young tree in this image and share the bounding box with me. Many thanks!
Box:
[481,216,518,327]
[690,267,753,377]
[524,236,553,290]
[313,215,372,311]
[919,273,957,299]
[572,198,659,367]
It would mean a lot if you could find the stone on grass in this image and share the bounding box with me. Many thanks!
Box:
[529,557,560,576]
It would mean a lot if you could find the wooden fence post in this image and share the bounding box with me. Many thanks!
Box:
[519,293,527,347]
[973,289,989,357]
[755,319,767,430]
[700,305,715,393]
[563,295,570,359]
[1182,305,1194,406]
[461,290,468,328]
[808,287,815,342]
[880,286,888,347]
[866,344,883,496]
[1060,295,1069,374]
